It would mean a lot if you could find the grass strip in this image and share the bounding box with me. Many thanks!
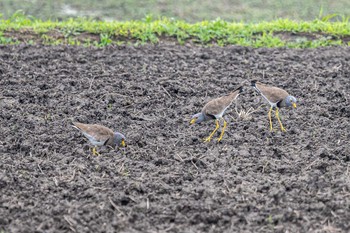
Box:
[1,12,349,48]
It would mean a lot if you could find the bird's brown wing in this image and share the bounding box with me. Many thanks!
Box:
[203,88,241,116]
[203,97,227,116]
[73,122,114,142]
[255,82,289,104]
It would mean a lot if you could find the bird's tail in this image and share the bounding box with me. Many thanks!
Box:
[251,80,258,87]
[228,86,244,100]
[72,122,82,131]
[251,80,261,93]
[233,86,244,94]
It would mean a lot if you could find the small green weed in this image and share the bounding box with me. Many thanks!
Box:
[99,33,112,46]
[0,13,349,48]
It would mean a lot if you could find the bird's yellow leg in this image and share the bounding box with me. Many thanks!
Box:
[268,107,273,132]
[92,147,100,156]
[217,119,227,142]
[204,120,220,142]
[275,108,286,132]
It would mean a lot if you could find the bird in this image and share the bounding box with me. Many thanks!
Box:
[251,80,297,132]
[72,122,126,155]
[190,86,243,142]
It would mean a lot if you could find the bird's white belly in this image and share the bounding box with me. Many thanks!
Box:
[83,132,105,146]
[260,92,278,107]
[214,106,229,119]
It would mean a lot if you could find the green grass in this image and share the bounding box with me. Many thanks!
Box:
[0,12,350,48]
[1,0,350,23]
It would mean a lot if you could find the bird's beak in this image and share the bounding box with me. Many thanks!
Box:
[190,118,196,125]
[292,103,297,108]
[121,139,126,147]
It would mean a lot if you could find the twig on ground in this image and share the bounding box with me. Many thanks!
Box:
[63,215,76,232]
[109,197,123,214]
[234,104,262,121]
[191,159,199,170]
[37,164,44,174]
[160,86,172,98]
[175,153,184,162]
[88,77,95,90]
[68,169,76,182]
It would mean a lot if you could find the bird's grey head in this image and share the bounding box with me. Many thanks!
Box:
[190,113,205,125]
[285,95,297,108]
[114,132,126,147]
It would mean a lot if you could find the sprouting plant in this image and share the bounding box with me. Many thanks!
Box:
[118,163,130,176]
[62,28,79,38]
[0,36,12,44]
[44,113,53,122]
[267,215,273,225]
[121,168,130,177]
[143,14,154,23]
[99,33,112,46]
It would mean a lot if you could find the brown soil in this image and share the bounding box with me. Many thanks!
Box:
[3,30,350,45]
[0,44,350,232]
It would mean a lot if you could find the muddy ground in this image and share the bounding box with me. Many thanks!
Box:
[0,44,350,233]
